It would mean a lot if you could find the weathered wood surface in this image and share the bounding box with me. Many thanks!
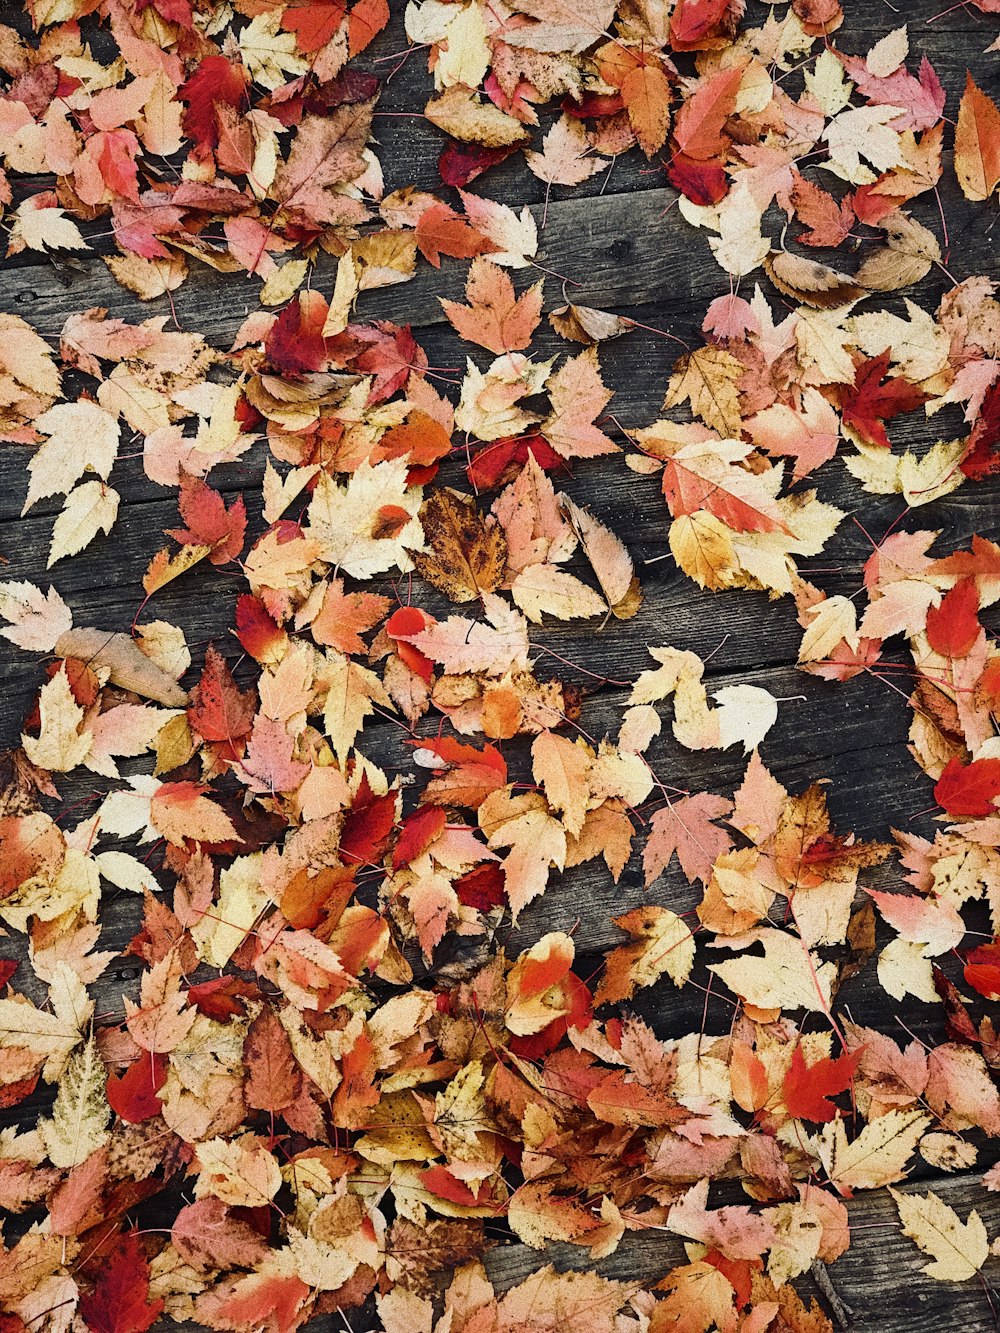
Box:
[3,0,1000,1327]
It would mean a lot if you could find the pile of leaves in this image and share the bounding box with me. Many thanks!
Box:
[3,1,1000,1331]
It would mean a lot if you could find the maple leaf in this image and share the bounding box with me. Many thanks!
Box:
[79,1233,164,1333]
[833,351,930,450]
[890,1188,989,1281]
[782,1045,860,1123]
[245,1007,300,1114]
[22,401,120,515]
[441,258,543,354]
[124,948,196,1053]
[818,1109,929,1194]
[540,348,617,459]
[40,1036,109,1168]
[105,1052,167,1124]
[272,105,374,224]
[179,56,248,149]
[281,0,347,53]
[0,580,73,653]
[167,474,247,566]
[662,346,744,437]
[643,793,734,886]
[934,757,1000,818]
[925,577,981,657]
[531,730,591,837]
[525,115,605,185]
[596,906,695,1005]
[790,172,855,248]
[414,201,496,268]
[48,482,120,568]
[479,787,567,919]
[709,929,837,1013]
[187,645,257,746]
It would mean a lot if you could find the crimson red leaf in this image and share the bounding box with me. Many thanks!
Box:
[782,1044,860,1123]
[934,756,1000,817]
[105,1054,167,1124]
[925,578,980,658]
[79,1233,164,1333]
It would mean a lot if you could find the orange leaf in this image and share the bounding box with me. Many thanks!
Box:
[440,257,543,354]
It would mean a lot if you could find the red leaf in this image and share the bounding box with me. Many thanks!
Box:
[672,63,744,160]
[667,152,729,205]
[965,940,1000,1000]
[340,773,397,866]
[0,959,16,988]
[925,578,981,658]
[187,976,259,1021]
[466,434,564,491]
[281,865,355,931]
[105,1054,167,1124]
[455,862,506,911]
[562,92,625,119]
[671,0,733,49]
[790,171,855,248]
[415,202,495,268]
[167,474,247,565]
[962,378,1000,480]
[350,321,426,402]
[265,290,332,374]
[187,645,257,746]
[179,56,248,150]
[393,805,447,869]
[281,0,346,53]
[419,1166,489,1207]
[79,1233,164,1333]
[211,1272,309,1333]
[835,351,929,450]
[934,756,1000,818]
[236,594,289,665]
[245,1007,300,1114]
[438,140,518,188]
[782,1045,860,1123]
[347,0,390,56]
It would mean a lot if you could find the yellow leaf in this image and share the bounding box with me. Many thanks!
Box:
[48,481,119,567]
[195,1134,283,1207]
[890,1187,989,1281]
[663,345,744,437]
[21,664,92,772]
[192,854,269,969]
[708,928,836,1013]
[479,788,567,921]
[425,85,528,147]
[9,201,87,255]
[596,906,695,1005]
[531,730,591,837]
[24,401,120,514]
[0,580,73,652]
[239,10,306,90]
[0,993,82,1083]
[124,948,196,1053]
[39,1036,109,1168]
[308,459,424,579]
[818,1109,929,1193]
[322,650,394,764]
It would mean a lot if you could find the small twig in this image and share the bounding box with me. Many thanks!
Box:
[811,1260,855,1331]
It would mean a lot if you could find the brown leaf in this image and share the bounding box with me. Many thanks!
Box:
[410,489,508,603]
